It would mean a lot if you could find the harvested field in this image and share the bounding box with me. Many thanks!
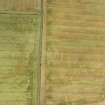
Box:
[45,0,105,105]
[0,14,41,105]
[0,0,37,13]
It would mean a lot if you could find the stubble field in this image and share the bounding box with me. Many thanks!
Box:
[0,0,37,13]
[45,0,105,105]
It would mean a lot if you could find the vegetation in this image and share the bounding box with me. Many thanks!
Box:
[0,14,41,105]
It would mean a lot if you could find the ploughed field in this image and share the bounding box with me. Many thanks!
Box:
[46,0,105,105]
[0,14,41,105]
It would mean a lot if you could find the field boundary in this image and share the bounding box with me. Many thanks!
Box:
[40,0,47,104]
[0,10,39,15]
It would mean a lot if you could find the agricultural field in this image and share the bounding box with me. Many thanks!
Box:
[0,0,37,13]
[0,14,41,105]
[45,0,105,105]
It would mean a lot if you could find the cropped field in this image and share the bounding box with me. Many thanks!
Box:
[0,14,41,105]
[0,0,37,13]
[46,0,105,105]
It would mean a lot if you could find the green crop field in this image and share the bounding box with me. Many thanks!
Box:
[45,0,105,105]
[0,14,41,105]
[0,0,42,105]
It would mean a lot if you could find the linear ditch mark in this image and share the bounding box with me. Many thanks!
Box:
[0,11,40,15]
[40,0,47,105]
